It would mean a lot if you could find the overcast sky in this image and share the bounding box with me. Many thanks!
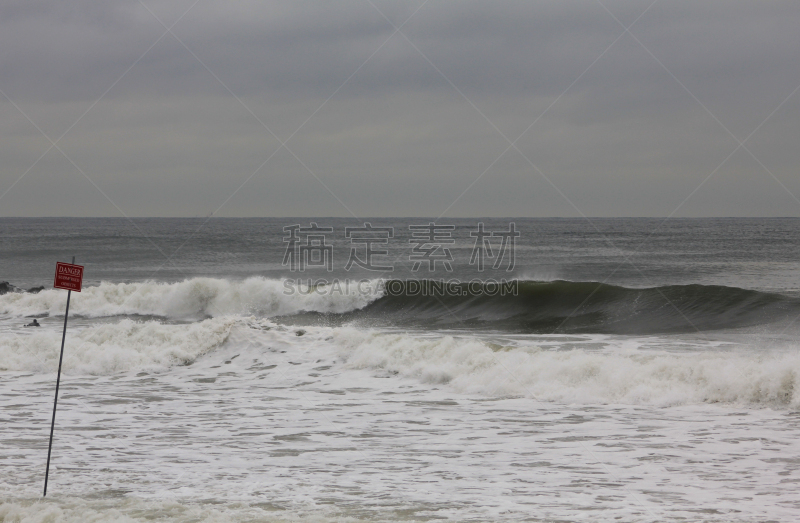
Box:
[1,0,799,217]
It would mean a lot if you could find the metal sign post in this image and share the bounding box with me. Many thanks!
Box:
[44,256,83,497]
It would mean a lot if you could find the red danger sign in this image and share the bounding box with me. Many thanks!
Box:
[54,262,84,292]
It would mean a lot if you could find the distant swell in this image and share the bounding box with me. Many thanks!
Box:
[288,280,800,334]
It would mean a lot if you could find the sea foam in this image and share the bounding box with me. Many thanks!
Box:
[0,317,237,375]
[334,329,800,407]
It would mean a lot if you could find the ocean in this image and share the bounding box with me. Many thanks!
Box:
[1,217,800,522]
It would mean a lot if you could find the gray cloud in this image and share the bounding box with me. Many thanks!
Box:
[1,0,799,217]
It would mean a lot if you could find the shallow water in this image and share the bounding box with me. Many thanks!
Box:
[2,323,800,521]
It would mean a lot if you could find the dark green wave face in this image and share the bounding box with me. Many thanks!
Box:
[277,280,800,335]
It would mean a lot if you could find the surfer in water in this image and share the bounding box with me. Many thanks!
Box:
[25,319,40,327]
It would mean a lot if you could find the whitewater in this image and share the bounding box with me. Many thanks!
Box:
[2,217,800,522]
[2,278,800,408]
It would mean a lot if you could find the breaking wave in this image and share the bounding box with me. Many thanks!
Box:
[287,280,800,334]
[0,317,236,375]
[333,328,800,407]
[0,277,381,320]
[2,278,798,334]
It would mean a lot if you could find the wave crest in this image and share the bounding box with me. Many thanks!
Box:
[0,277,381,319]
[3,278,798,334]
[314,280,800,334]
